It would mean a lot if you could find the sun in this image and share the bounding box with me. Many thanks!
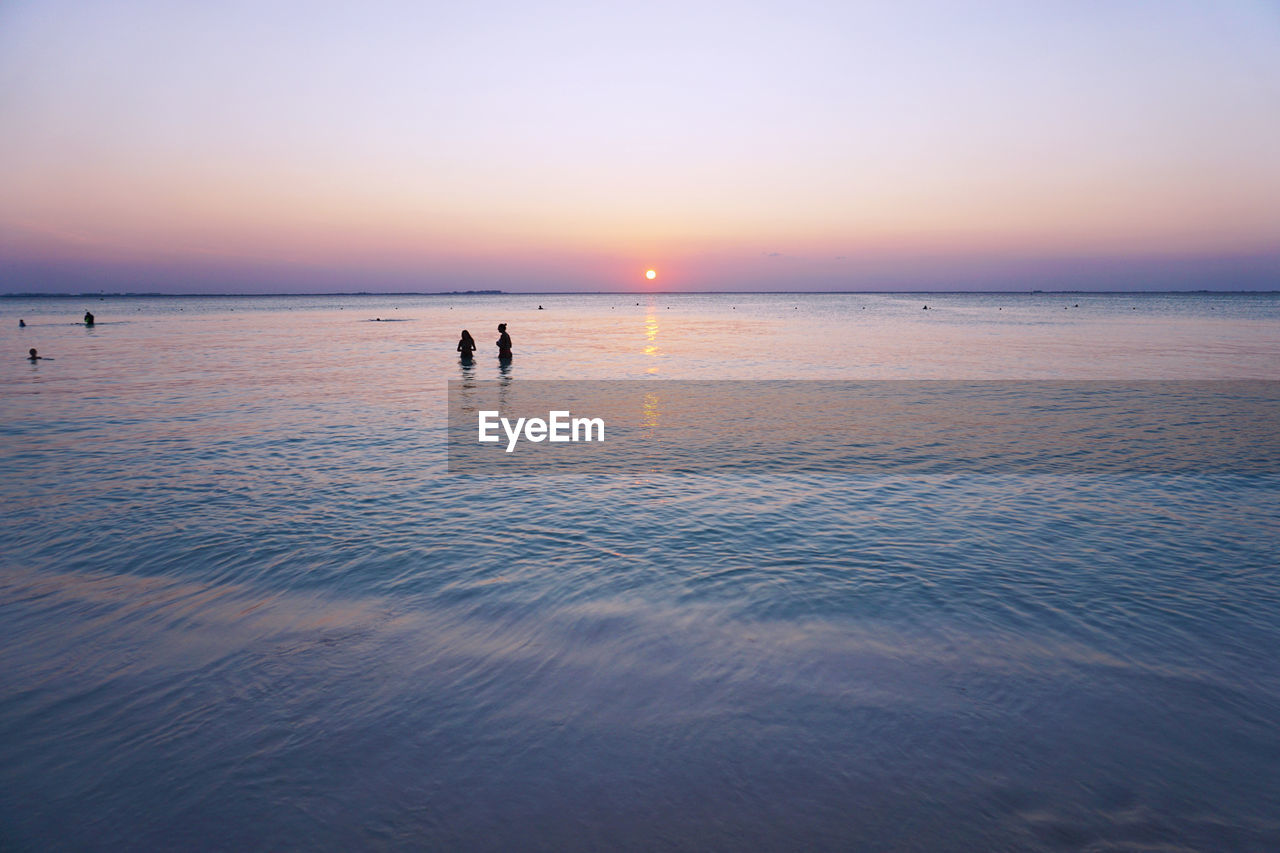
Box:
[645,269,657,280]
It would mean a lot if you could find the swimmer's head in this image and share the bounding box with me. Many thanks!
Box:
[28,348,37,358]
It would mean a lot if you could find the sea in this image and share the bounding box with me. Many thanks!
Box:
[2,291,1278,850]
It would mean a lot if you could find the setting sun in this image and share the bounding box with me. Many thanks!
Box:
[645,269,657,280]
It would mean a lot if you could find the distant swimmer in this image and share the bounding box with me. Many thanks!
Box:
[538,305,544,310]
[28,348,41,361]
[83,311,95,326]
[923,305,928,310]
[497,323,512,360]
[18,319,25,327]
[457,329,477,362]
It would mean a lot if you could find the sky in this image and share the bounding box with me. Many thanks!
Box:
[2,0,1279,293]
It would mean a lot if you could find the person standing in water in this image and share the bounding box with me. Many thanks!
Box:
[457,329,477,362]
[28,348,42,361]
[496,323,512,360]
[83,310,95,326]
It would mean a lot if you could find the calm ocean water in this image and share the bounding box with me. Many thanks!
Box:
[2,292,1279,850]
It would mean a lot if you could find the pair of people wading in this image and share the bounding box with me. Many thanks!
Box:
[457,323,511,363]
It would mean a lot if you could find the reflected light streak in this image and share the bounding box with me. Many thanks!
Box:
[643,304,660,374]
[641,391,661,439]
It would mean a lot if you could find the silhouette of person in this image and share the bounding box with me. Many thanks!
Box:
[28,348,41,361]
[84,310,95,326]
[497,323,512,360]
[18,319,25,327]
[457,329,477,362]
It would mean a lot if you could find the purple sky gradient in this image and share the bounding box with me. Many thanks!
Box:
[2,0,1279,293]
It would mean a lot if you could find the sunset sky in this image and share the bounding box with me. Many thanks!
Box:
[2,0,1279,293]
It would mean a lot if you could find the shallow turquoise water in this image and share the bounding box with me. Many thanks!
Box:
[2,293,1279,850]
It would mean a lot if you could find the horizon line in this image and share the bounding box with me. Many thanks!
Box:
[5,289,1280,298]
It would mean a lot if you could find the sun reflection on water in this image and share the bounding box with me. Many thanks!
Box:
[643,302,660,374]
